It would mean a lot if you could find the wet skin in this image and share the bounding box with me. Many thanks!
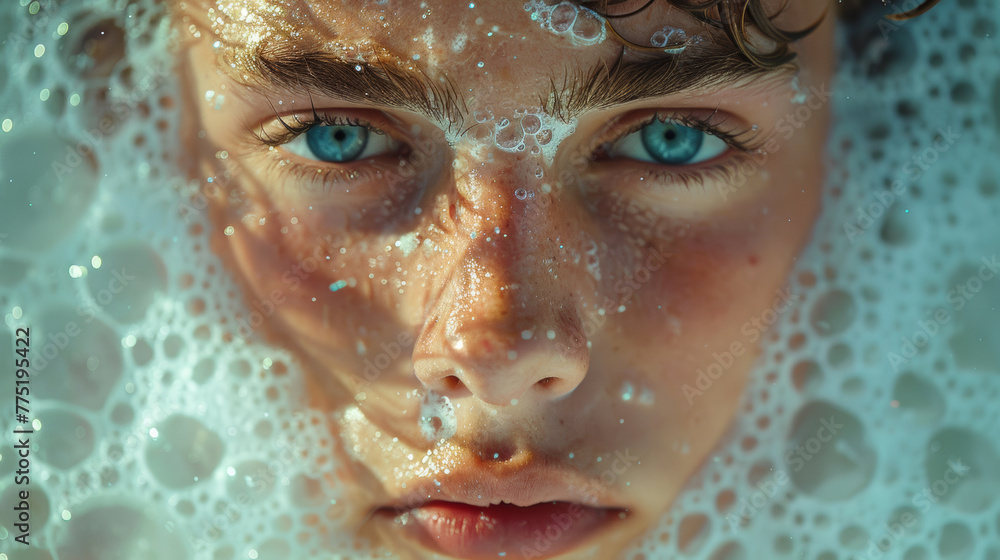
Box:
[173,0,835,557]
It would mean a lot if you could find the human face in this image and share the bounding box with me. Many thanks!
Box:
[174,0,835,558]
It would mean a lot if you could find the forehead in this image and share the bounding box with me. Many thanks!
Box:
[194,0,700,84]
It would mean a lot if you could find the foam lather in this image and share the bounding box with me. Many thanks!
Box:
[0,1,998,559]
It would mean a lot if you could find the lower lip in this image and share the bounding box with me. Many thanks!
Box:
[382,500,624,559]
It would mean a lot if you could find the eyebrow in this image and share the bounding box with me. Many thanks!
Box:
[546,46,796,120]
[246,46,469,132]
[240,41,795,131]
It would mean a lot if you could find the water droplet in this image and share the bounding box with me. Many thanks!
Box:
[329,280,347,292]
[514,188,528,200]
[650,27,687,48]
[621,381,634,401]
[420,391,456,441]
[521,114,542,134]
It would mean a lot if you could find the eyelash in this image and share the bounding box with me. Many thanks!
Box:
[249,106,413,195]
[251,107,766,194]
[589,110,765,191]
[253,109,388,147]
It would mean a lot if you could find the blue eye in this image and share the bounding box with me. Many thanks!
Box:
[282,122,398,163]
[610,120,728,166]
[306,125,369,162]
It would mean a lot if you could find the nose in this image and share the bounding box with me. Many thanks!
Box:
[412,168,590,406]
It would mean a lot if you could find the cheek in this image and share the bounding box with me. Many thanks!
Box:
[600,173,819,385]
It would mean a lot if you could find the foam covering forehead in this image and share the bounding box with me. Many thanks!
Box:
[0,0,997,558]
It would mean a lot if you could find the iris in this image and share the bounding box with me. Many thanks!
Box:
[640,121,704,165]
[305,125,369,163]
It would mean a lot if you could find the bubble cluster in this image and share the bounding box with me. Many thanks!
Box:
[0,1,354,558]
[622,2,1000,558]
[523,0,607,47]
[0,0,997,559]
[650,26,690,54]
[450,104,578,167]
[419,390,457,441]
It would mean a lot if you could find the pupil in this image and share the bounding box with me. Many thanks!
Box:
[333,129,347,142]
[664,129,677,141]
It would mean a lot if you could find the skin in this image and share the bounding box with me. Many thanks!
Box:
[172,0,835,557]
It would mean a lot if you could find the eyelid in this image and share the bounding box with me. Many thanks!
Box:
[588,108,764,161]
[249,108,409,150]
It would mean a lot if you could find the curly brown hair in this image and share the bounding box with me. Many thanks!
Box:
[571,0,943,68]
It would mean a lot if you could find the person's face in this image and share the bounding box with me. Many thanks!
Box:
[176,0,834,557]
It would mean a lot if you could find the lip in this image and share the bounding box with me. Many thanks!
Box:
[375,463,631,559]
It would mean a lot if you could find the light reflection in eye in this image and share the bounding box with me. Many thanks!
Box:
[282,123,398,163]
[610,120,728,165]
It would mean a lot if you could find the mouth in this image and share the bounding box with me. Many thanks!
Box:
[379,500,626,559]
[373,464,631,559]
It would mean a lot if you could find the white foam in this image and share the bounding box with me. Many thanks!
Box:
[0,1,997,559]
[523,0,608,47]
[419,390,457,442]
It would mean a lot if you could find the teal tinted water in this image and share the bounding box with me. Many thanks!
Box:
[0,1,998,559]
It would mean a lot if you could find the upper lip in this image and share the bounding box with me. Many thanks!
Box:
[379,458,627,512]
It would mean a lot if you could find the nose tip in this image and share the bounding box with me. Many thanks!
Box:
[413,294,590,406]
[413,329,589,406]
[413,157,591,406]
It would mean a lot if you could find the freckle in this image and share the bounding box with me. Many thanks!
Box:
[748,255,759,266]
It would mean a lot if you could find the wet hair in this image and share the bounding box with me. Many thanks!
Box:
[572,0,943,67]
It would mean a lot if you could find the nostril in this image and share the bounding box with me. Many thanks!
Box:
[481,444,516,462]
[443,375,465,391]
[538,377,558,387]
